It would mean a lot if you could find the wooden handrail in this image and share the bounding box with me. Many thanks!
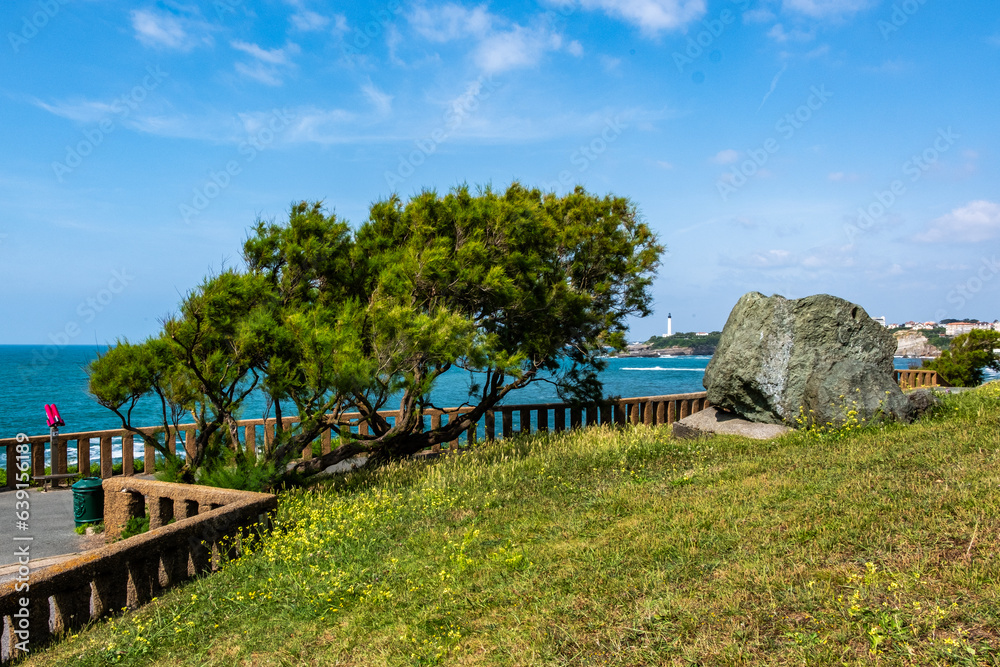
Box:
[2,392,713,488]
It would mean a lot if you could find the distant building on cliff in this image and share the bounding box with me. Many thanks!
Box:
[944,321,994,336]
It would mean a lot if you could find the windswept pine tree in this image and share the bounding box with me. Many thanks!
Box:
[89,183,663,482]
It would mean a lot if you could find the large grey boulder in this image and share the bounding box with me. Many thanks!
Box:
[703,292,913,427]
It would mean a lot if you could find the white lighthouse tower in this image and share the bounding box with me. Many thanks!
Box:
[667,313,672,337]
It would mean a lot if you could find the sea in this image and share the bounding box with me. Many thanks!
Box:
[0,345,963,469]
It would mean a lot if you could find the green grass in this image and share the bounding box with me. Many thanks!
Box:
[21,384,1000,666]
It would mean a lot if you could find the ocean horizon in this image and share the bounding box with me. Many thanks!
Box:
[1,344,979,469]
[1,345,717,467]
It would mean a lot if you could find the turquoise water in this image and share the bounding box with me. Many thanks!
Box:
[0,346,712,465]
[0,345,958,468]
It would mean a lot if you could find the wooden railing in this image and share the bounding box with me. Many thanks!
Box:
[1,392,711,488]
[0,479,275,664]
[894,369,948,389]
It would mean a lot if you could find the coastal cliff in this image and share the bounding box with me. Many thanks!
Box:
[894,331,941,358]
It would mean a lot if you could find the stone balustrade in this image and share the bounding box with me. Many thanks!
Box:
[0,479,275,664]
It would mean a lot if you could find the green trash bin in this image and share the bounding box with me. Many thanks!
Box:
[72,477,104,526]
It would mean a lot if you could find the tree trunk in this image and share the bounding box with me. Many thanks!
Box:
[288,440,368,475]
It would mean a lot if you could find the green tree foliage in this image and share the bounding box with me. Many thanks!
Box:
[89,271,271,480]
[922,329,1000,386]
[89,184,662,480]
[643,331,722,352]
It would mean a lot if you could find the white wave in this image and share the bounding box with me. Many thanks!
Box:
[622,367,706,372]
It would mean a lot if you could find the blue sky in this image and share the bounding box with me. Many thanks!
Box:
[1,0,998,347]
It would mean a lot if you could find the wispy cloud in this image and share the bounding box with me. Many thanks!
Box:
[864,58,910,74]
[231,40,298,66]
[781,0,874,19]
[915,200,1000,243]
[231,41,301,85]
[409,3,493,41]
[557,0,706,34]
[729,248,795,269]
[130,8,210,51]
[828,171,860,182]
[29,97,117,123]
[290,9,330,31]
[758,63,788,110]
[407,3,579,74]
[475,24,566,73]
[767,23,815,43]
[362,83,393,117]
[712,149,740,164]
[743,8,776,23]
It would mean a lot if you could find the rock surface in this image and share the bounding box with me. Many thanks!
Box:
[906,388,942,418]
[703,292,913,427]
[672,406,792,440]
[894,331,940,358]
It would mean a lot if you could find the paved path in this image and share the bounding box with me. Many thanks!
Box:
[0,486,104,584]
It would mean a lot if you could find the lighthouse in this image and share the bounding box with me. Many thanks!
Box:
[667,313,672,337]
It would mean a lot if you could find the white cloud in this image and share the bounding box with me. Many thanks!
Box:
[362,83,393,116]
[290,10,330,31]
[476,25,564,73]
[732,249,794,269]
[727,245,858,271]
[409,4,578,74]
[231,40,298,66]
[565,0,706,34]
[600,55,622,71]
[231,41,300,85]
[410,3,493,41]
[283,107,363,144]
[234,62,284,86]
[30,97,117,123]
[781,0,873,19]
[767,23,814,43]
[916,200,1000,243]
[865,58,909,74]
[130,9,206,51]
[712,149,740,164]
[828,171,859,182]
[758,63,788,110]
[743,8,776,23]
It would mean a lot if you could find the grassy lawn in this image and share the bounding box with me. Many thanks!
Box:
[22,384,1000,666]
